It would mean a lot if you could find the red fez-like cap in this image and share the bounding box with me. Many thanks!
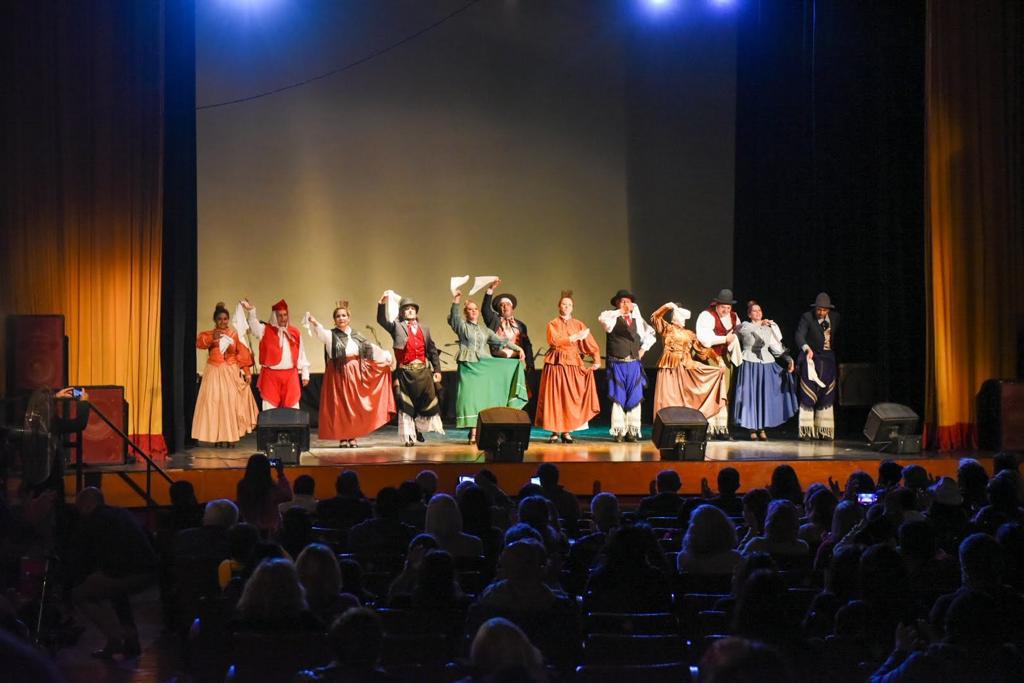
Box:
[271,299,288,312]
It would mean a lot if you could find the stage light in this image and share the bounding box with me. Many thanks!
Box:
[708,0,736,6]
[640,0,679,14]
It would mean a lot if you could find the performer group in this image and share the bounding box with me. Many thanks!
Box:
[191,280,838,448]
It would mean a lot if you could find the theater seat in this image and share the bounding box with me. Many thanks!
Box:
[575,661,694,683]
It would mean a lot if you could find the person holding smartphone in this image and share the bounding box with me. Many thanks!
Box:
[236,453,292,536]
[192,302,259,448]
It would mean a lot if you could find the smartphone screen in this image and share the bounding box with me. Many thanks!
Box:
[71,387,83,399]
[857,492,878,506]
[458,475,473,484]
[268,458,282,470]
[530,477,541,486]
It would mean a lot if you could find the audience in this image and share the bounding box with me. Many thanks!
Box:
[347,487,415,557]
[231,558,322,633]
[678,504,741,575]
[409,549,470,610]
[279,506,315,560]
[387,533,440,602]
[457,483,504,564]
[464,617,546,683]
[957,458,989,517]
[925,476,969,556]
[296,543,360,624]
[740,500,810,562]
[282,474,318,514]
[739,487,772,547]
[425,494,484,559]
[415,470,439,503]
[296,607,395,682]
[536,463,581,536]
[396,480,427,530]
[315,470,373,530]
[219,523,260,590]
[174,498,238,561]
[236,453,293,535]
[565,492,619,592]
[638,469,685,518]
[478,540,563,613]
[769,465,804,507]
[706,467,745,518]
[585,524,672,612]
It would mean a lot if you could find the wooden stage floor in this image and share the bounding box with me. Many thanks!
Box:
[74,427,992,507]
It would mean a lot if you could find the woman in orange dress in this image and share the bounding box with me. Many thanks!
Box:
[535,290,601,443]
[649,302,727,419]
[192,302,259,447]
[308,301,396,448]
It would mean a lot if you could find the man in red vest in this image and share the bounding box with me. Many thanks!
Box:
[241,298,309,410]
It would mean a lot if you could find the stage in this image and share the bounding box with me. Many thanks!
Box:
[67,426,992,508]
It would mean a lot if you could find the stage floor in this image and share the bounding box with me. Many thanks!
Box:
[70,426,990,507]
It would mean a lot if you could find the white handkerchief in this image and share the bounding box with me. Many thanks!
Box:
[450,275,470,296]
[574,327,591,342]
[470,276,497,295]
[728,338,744,367]
[218,334,234,354]
[383,290,402,323]
[233,303,251,349]
[301,311,313,336]
[806,357,827,388]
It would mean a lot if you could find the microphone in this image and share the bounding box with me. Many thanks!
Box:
[364,325,381,345]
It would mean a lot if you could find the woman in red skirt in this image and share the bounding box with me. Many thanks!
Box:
[308,301,395,447]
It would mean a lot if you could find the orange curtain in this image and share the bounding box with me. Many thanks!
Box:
[0,2,166,454]
[925,0,1024,449]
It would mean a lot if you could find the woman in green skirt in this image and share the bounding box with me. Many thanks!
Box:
[449,289,528,444]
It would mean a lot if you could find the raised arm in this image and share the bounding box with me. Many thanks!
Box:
[244,305,266,340]
[309,317,333,347]
[481,289,498,329]
[376,301,396,336]
[448,302,470,341]
[649,303,676,335]
[598,309,621,333]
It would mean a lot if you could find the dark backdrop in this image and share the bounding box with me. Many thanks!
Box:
[732,0,926,434]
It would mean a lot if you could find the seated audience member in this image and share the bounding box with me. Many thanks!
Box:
[397,480,427,530]
[957,458,990,517]
[738,488,772,547]
[69,488,158,659]
[565,493,620,592]
[870,590,1024,683]
[296,543,360,624]
[347,487,415,557]
[536,463,581,536]
[925,476,970,556]
[859,543,916,657]
[840,470,877,503]
[740,500,810,561]
[700,636,794,683]
[457,483,504,565]
[280,474,318,514]
[732,569,808,670]
[713,552,777,616]
[474,468,516,525]
[425,494,484,559]
[338,557,377,606]
[231,558,322,632]
[477,539,564,613]
[901,464,931,493]
[884,487,926,529]
[409,549,470,610]
[814,499,864,573]
[804,545,864,638]
[296,607,396,682]
[278,506,314,560]
[416,469,438,503]
[219,523,260,590]
[972,470,1024,534]
[897,519,959,600]
[236,453,292,536]
[174,498,238,561]
[799,487,838,548]
[503,523,545,547]
[387,533,440,602]
[315,470,373,530]
[997,522,1024,592]
[584,525,672,612]
[677,504,741,575]
[877,460,904,493]
[160,480,204,536]
[769,465,804,508]
[708,467,745,518]
[637,469,685,518]
[822,600,874,683]
[516,496,567,583]
[465,617,546,683]
[930,533,1024,648]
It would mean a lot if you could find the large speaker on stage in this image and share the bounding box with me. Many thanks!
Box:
[864,403,921,453]
[652,407,708,461]
[977,379,1024,451]
[6,315,68,395]
[256,408,310,465]
[73,386,129,465]
[477,407,531,462]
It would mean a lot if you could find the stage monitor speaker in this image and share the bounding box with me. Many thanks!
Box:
[76,386,128,465]
[977,379,1024,451]
[652,407,708,461]
[256,408,310,465]
[864,403,921,453]
[6,315,68,395]
[477,407,531,462]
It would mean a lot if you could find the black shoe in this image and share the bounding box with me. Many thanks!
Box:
[404,439,414,447]
[416,429,425,443]
[561,433,574,444]
[548,433,560,444]
[624,433,637,443]
[614,434,624,443]
[723,434,736,442]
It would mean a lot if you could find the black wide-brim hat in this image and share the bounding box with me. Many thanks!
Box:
[610,289,636,306]
[810,292,835,309]
[491,293,518,312]
[711,288,737,305]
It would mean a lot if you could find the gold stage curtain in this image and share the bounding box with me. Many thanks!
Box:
[925,0,1024,449]
[0,2,165,454]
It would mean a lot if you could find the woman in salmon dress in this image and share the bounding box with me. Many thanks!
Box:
[308,301,396,448]
[192,302,259,447]
[535,290,601,443]
[650,302,727,419]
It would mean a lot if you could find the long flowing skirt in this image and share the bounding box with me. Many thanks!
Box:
[733,361,799,429]
[319,358,396,440]
[536,363,600,432]
[455,358,528,429]
[191,362,258,443]
[653,363,727,418]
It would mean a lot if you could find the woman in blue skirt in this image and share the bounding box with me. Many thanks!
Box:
[733,301,798,440]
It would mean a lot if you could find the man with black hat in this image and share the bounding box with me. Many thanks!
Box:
[598,289,656,442]
[695,289,741,439]
[377,293,444,446]
[794,292,840,440]
[482,277,535,370]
